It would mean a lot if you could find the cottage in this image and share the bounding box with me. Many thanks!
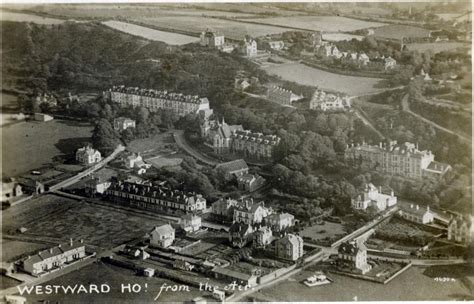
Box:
[338,240,371,274]
[212,266,258,287]
[398,204,434,224]
[173,259,194,271]
[34,113,54,122]
[448,216,471,244]
[268,40,285,50]
[233,199,272,225]
[114,117,136,131]
[243,38,257,57]
[265,213,295,232]
[310,89,351,111]
[180,214,202,233]
[267,86,303,106]
[253,226,273,248]
[84,177,111,195]
[275,234,304,261]
[211,198,239,220]
[237,174,266,192]
[229,222,254,248]
[200,28,225,48]
[76,146,102,165]
[1,179,23,203]
[384,56,397,70]
[20,180,45,195]
[21,239,86,276]
[351,183,397,212]
[149,224,175,248]
[216,159,249,180]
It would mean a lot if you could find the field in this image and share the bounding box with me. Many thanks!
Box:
[146,156,183,169]
[322,33,364,42]
[406,42,470,54]
[2,194,166,249]
[102,21,199,45]
[23,262,206,303]
[132,16,288,40]
[372,24,431,40]
[253,265,472,301]
[300,221,345,242]
[240,16,385,32]
[263,62,383,95]
[1,239,48,262]
[127,133,175,155]
[22,4,259,19]
[0,11,65,24]
[1,119,94,177]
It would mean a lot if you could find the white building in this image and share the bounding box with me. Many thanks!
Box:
[384,56,397,70]
[21,240,86,276]
[243,38,258,57]
[265,213,295,231]
[75,146,102,165]
[233,199,272,225]
[275,234,304,261]
[398,204,434,224]
[310,89,351,111]
[338,240,371,274]
[351,183,397,212]
[180,214,202,233]
[268,40,285,50]
[114,117,136,131]
[149,224,175,248]
[200,29,225,48]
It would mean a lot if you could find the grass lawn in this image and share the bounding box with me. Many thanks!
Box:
[22,201,166,248]
[0,275,22,290]
[1,119,93,177]
[263,62,383,96]
[1,239,49,263]
[242,16,384,32]
[300,221,345,242]
[127,132,175,156]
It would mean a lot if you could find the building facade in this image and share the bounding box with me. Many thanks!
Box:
[114,117,136,131]
[233,199,272,225]
[180,214,202,233]
[22,240,86,276]
[150,224,175,248]
[76,146,102,165]
[345,141,451,180]
[447,216,471,243]
[229,222,254,248]
[253,226,273,248]
[398,204,434,224]
[243,38,257,57]
[338,240,371,274]
[1,179,23,203]
[212,198,239,220]
[265,213,295,232]
[237,174,266,192]
[309,89,351,111]
[215,159,249,179]
[103,86,210,117]
[200,29,225,48]
[105,181,207,215]
[267,86,303,106]
[351,183,397,212]
[275,234,304,261]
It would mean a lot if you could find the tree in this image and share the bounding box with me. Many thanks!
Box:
[91,119,121,155]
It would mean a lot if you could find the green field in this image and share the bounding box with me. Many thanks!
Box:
[1,239,48,262]
[1,119,94,177]
[372,24,431,40]
[242,15,385,32]
[264,62,383,95]
[406,42,470,54]
[300,221,345,242]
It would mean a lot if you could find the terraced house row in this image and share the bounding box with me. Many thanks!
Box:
[103,85,211,117]
[105,180,207,214]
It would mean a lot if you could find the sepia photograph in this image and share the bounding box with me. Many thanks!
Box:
[0,1,472,303]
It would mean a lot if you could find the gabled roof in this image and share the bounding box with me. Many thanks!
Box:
[216,159,248,174]
[150,224,174,236]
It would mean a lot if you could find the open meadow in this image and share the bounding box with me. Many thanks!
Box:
[0,11,65,24]
[102,21,199,45]
[132,16,288,40]
[240,16,385,32]
[1,239,48,262]
[263,62,383,95]
[406,42,470,54]
[1,119,93,177]
[372,24,431,40]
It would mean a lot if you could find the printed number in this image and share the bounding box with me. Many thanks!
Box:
[434,277,456,282]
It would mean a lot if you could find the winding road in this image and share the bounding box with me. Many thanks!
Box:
[401,94,471,143]
[172,130,220,166]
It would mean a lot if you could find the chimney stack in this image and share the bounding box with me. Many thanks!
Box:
[416,205,419,210]
[410,204,414,209]
[70,238,73,247]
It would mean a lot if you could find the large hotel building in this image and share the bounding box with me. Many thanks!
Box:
[103,85,211,117]
[344,141,451,180]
